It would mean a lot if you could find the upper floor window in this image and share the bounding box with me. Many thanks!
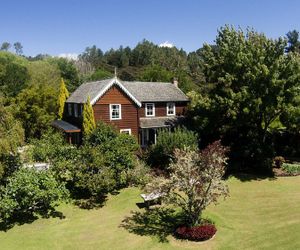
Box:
[74,103,78,117]
[68,103,72,116]
[145,103,155,117]
[110,104,121,120]
[167,102,175,116]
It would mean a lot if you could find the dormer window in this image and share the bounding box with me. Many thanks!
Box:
[68,103,72,116]
[110,104,121,120]
[145,103,155,117]
[167,102,175,116]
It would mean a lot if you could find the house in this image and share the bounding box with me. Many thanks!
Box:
[52,76,189,146]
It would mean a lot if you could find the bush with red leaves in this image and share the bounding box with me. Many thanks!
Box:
[175,224,217,241]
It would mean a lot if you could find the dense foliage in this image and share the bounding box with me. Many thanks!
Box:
[57,79,69,119]
[0,168,68,223]
[146,141,229,227]
[82,96,96,137]
[147,127,198,168]
[188,26,300,173]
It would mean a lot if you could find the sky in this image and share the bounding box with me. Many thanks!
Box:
[1,0,299,57]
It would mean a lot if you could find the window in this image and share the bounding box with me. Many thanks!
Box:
[145,103,155,117]
[79,104,83,117]
[120,129,131,135]
[68,103,72,116]
[74,103,78,117]
[110,104,121,120]
[167,102,175,116]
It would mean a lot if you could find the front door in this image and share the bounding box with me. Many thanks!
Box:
[141,128,157,147]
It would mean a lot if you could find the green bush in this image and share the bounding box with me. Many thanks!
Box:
[282,163,300,174]
[147,127,198,168]
[0,168,69,223]
[126,159,152,187]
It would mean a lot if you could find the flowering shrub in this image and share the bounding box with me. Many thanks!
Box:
[175,224,217,241]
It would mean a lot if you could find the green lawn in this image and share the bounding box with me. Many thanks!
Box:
[0,176,299,250]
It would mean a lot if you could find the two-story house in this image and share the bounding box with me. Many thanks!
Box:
[52,76,189,146]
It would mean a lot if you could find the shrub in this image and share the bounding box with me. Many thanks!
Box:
[273,156,285,168]
[126,159,152,187]
[0,168,69,222]
[175,224,217,241]
[147,127,198,168]
[282,163,300,174]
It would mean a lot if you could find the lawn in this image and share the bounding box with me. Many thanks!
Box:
[0,176,299,250]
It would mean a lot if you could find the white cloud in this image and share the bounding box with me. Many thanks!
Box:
[158,41,174,48]
[57,53,79,60]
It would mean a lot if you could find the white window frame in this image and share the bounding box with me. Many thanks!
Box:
[166,102,176,116]
[68,103,72,116]
[145,103,155,117]
[74,103,78,117]
[110,104,122,120]
[120,129,131,135]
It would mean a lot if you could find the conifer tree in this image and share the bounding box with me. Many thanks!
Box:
[57,78,69,119]
[82,96,96,136]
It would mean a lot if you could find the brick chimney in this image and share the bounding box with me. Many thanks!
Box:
[172,77,178,88]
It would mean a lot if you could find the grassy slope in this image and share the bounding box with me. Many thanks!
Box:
[0,176,299,250]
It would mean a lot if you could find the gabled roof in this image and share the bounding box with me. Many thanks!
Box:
[52,120,81,133]
[66,77,189,106]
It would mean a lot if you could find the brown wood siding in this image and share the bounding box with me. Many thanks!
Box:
[93,86,139,138]
[139,102,188,117]
[96,86,134,105]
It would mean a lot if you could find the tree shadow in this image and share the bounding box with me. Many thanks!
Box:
[120,207,185,243]
[73,195,107,210]
[229,173,276,182]
[0,209,65,232]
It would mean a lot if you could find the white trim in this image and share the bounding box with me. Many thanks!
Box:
[110,104,122,120]
[90,78,142,107]
[145,103,155,117]
[166,102,175,116]
[120,129,131,135]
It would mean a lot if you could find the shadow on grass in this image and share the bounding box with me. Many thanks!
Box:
[0,209,65,232]
[73,195,107,210]
[120,207,185,243]
[225,172,276,182]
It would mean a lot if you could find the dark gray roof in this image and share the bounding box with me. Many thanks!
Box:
[66,78,189,104]
[139,116,185,128]
[52,120,81,132]
[122,81,189,102]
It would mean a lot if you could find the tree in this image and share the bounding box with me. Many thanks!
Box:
[0,168,68,224]
[0,51,30,96]
[13,42,23,55]
[0,99,24,181]
[146,141,229,226]
[79,45,103,69]
[57,79,69,119]
[82,96,96,137]
[286,30,300,53]
[191,26,300,172]
[0,42,11,51]
[15,84,58,139]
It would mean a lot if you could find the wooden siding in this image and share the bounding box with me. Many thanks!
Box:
[93,86,139,138]
[139,102,188,118]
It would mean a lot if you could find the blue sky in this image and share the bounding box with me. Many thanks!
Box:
[1,0,299,56]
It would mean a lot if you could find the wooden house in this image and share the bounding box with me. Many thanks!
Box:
[52,77,189,146]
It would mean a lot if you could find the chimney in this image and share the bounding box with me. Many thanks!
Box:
[172,77,178,88]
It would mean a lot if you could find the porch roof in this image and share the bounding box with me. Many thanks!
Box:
[52,120,81,133]
[139,116,185,129]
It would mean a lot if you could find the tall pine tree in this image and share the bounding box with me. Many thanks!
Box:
[82,96,96,136]
[57,78,69,119]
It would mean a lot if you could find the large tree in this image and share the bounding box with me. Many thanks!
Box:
[286,30,300,53]
[146,141,229,227]
[189,26,300,172]
[82,96,96,137]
